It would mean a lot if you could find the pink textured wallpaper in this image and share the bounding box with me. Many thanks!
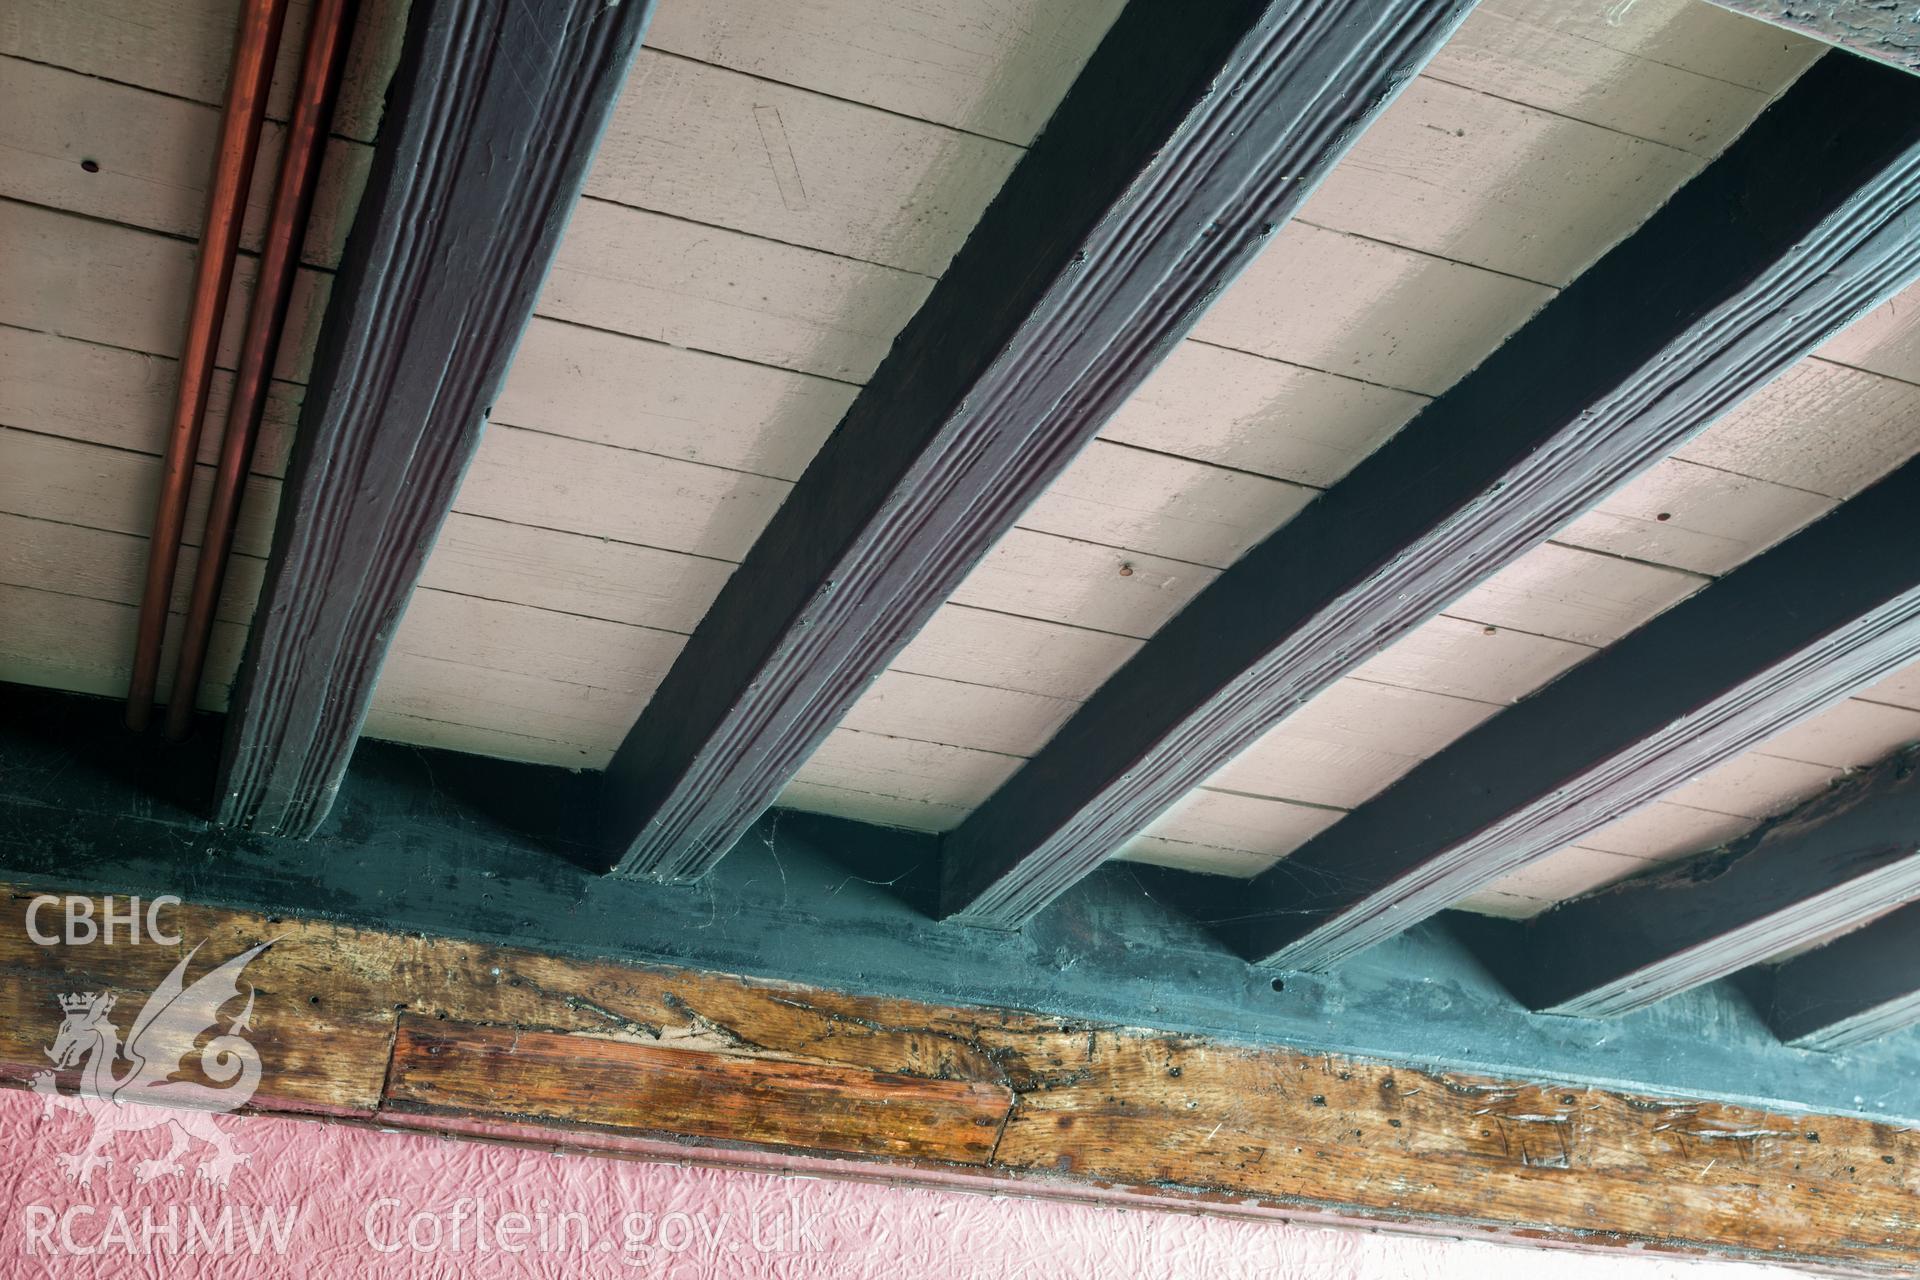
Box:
[0,1088,1806,1278]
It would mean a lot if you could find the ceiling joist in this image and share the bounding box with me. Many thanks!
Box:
[599,0,1478,881]
[1771,899,1920,1050]
[1198,454,1920,970]
[214,0,656,835]
[939,52,1920,930]
[1506,748,1920,1017]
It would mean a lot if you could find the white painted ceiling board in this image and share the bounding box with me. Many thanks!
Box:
[1662,750,1846,820]
[589,51,1020,276]
[888,606,1141,703]
[1109,840,1277,879]
[642,0,1127,145]
[1753,698,1920,771]
[1301,75,1701,287]
[1423,0,1817,156]
[1208,688,1500,811]
[388,590,686,703]
[1672,358,1920,499]
[1477,844,1651,907]
[1450,889,1549,920]
[358,711,604,771]
[947,529,1215,639]
[1815,277,1920,383]
[1348,614,1594,705]
[493,319,857,482]
[1121,789,1346,873]
[0,56,369,270]
[452,426,791,563]
[0,428,280,561]
[541,200,932,383]
[0,584,246,711]
[0,0,407,144]
[0,201,326,384]
[1553,457,1835,576]
[1098,339,1429,489]
[1576,801,1759,862]
[835,670,1079,759]
[1189,220,1555,396]
[1443,541,1707,646]
[0,513,262,627]
[786,728,1023,831]
[0,328,302,478]
[418,516,733,638]
[1856,660,1920,713]
[369,652,636,769]
[776,780,970,835]
[1015,441,1318,570]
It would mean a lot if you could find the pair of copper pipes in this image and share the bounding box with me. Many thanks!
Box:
[125,0,356,740]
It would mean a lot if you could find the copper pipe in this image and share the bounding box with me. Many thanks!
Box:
[127,0,290,731]
[165,0,359,741]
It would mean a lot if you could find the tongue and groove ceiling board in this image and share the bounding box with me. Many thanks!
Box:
[11,0,1920,927]
[0,0,404,707]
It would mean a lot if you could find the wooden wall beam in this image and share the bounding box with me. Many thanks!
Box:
[5,883,1920,1271]
[1510,749,1920,1018]
[600,0,1478,881]
[1771,899,1920,1051]
[1705,1,1920,77]
[8,678,1920,1123]
[1199,455,1920,971]
[215,0,655,835]
[940,54,1920,929]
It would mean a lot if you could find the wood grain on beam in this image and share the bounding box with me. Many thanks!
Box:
[388,1019,1012,1162]
[5,883,1920,1271]
[940,53,1920,929]
[1200,455,1920,971]
[1705,1,1920,76]
[1771,899,1920,1050]
[601,0,1478,881]
[215,0,655,835]
[1513,750,1920,1017]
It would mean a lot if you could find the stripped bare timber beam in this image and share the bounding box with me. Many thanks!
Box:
[1771,898,1920,1050]
[1510,749,1920,1018]
[1704,1,1920,76]
[215,0,656,835]
[601,0,1480,881]
[5,882,1920,1272]
[938,53,1920,930]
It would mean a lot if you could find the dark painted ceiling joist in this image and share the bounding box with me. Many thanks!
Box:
[1771,900,1920,1051]
[1200,455,1920,972]
[1509,749,1920,1018]
[938,53,1920,930]
[600,0,1479,882]
[1704,1,1920,77]
[215,0,655,836]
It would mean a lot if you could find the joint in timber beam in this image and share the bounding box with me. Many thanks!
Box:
[1505,748,1920,1018]
[937,51,1920,930]
[599,0,1480,883]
